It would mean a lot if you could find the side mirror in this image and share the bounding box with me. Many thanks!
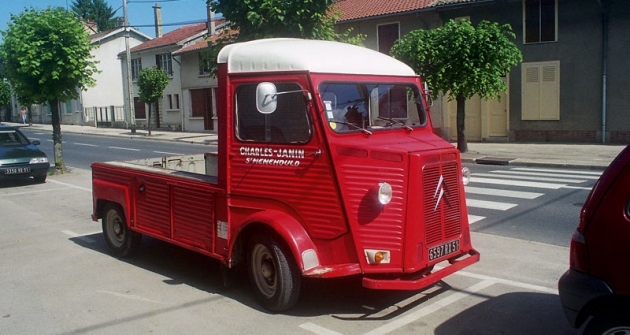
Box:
[256,82,278,114]
[32,140,41,145]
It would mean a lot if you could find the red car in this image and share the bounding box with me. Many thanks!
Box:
[558,145,630,334]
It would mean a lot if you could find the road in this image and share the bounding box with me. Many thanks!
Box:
[0,131,591,334]
[20,128,216,170]
[464,163,599,247]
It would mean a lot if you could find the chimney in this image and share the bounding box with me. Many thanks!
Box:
[153,3,163,38]
[207,5,216,36]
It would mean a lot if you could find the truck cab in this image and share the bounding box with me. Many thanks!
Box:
[92,38,479,312]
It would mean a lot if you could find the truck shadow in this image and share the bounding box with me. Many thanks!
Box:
[70,233,451,316]
[434,291,581,335]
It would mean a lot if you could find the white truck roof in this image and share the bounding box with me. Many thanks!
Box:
[217,38,416,77]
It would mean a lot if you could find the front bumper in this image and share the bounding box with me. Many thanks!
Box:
[0,163,50,180]
[558,268,614,328]
[362,249,480,290]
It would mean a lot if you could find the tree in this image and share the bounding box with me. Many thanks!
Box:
[0,81,11,123]
[391,19,522,152]
[0,7,99,173]
[71,0,120,32]
[203,0,364,75]
[137,67,169,136]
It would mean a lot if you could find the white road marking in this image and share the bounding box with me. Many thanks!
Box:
[300,323,345,335]
[74,143,98,147]
[469,177,566,189]
[109,146,140,151]
[467,198,517,211]
[472,173,586,184]
[465,186,543,199]
[468,215,485,224]
[154,151,184,155]
[512,167,602,176]
[47,179,91,192]
[362,280,496,335]
[62,230,97,243]
[492,170,600,180]
[0,187,75,197]
[562,185,594,190]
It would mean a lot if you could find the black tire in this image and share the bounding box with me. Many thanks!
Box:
[584,313,630,335]
[102,203,141,258]
[247,234,301,312]
[33,174,46,183]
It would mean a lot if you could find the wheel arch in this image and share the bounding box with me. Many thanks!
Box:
[92,179,131,222]
[577,294,630,328]
[230,210,320,274]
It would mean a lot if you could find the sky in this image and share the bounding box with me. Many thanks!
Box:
[0,0,211,39]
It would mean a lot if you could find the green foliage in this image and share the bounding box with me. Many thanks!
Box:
[391,19,522,101]
[71,0,120,32]
[137,67,169,104]
[0,7,99,106]
[0,81,11,107]
[203,0,365,76]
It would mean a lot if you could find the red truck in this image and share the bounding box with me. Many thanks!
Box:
[91,38,479,312]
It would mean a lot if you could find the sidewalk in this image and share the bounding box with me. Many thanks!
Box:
[8,122,627,170]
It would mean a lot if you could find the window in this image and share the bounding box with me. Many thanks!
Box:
[134,97,146,119]
[131,58,142,80]
[156,53,173,76]
[167,94,181,110]
[235,83,311,143]
[524,0,557,43]
[199,52,212,75]
[521,61,560,120]
[319,83,426,133]
[377,23,399,54]
[65,100,73,114]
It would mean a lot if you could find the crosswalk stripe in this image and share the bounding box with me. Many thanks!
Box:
[512,167,602,176]
[469,177,566,189]
[468,215,485,224]
[491,170,600,180]
[472,173,586,184]
[467,198,517,210]
[465,186,543,199]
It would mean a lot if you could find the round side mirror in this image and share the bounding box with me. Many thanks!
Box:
[256,82,278,114]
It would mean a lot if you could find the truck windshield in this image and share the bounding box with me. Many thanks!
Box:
[319,83,427,133]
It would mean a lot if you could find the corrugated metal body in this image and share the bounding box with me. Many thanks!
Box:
[135,179,171,236]
[172,186,215,249]
[422,161,462,246]
[228,145,348,240]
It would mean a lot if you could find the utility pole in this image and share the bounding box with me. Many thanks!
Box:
[123,0,136,132]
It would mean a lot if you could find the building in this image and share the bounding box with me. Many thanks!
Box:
[335,0,630,143]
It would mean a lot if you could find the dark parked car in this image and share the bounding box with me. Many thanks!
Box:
[0,124,50,183]
[558,145,630,335]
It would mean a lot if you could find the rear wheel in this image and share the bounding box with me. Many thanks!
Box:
[584,313,630,335]
[102,203,141,257]
[248,234,301,312]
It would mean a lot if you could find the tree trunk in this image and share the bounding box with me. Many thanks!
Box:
[147,102,152,136]
[456,94,468,153]
[50,99,66,173]
[155,101,161,129]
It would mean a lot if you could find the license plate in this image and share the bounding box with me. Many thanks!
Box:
[4,167,30,175]
[428,240,460,261]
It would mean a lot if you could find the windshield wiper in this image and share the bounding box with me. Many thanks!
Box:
[329,120,372,135]
[377,116,413,131]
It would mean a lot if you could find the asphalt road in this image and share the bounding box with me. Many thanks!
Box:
[0,130,595,334]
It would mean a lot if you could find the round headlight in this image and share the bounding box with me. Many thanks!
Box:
[462,167,471,185]
[378,182,393,205]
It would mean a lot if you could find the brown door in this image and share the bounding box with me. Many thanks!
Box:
[191,88,214,130]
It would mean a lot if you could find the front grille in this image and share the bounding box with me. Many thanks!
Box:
[422,162,462,245]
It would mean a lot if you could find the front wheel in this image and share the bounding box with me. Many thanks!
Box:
[584,312,630,335]
[102,203,141,258]
[248,234,301,312]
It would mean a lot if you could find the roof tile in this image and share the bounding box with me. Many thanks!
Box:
[335,0,436,22]
[130,23,208,53]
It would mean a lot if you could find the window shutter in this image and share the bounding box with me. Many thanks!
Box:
[521,61,560,120]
